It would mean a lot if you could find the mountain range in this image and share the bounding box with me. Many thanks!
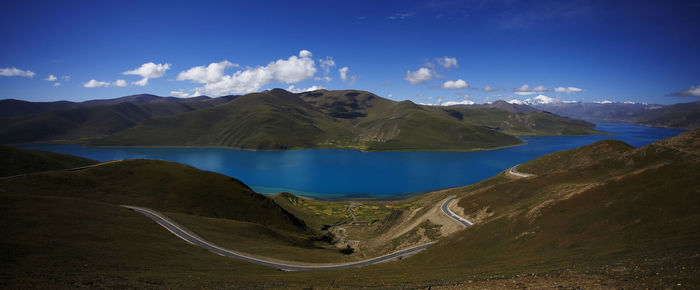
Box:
[505,95,700,129]
[0,89,601,151]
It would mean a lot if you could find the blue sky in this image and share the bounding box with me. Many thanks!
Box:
[1,0,699,105]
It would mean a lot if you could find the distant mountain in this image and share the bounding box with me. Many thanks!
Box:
[526,100,700,129]
[0,93,238,119]
[460,100,540,113]
[95,89,600,151]
[506,95,574,106]
[0,94,239,143]
[0,99,82,119]
[438,100,600,136]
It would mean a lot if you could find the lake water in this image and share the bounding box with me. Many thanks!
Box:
[20,123,684,200]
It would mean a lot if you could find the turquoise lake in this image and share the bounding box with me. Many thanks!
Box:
[20,123,685,200]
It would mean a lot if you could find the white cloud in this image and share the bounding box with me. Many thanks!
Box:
[315,76,332,82]
[177,50,317,95]
[83,79,111,88]
[554,86,583,94]
[594,100,613,104]
[671,85,700,97]
[483,86,502,92]
[132,78,148,86]
[170,90,195,98]
[513,84,552,95]
[45,74,57,81]
[123,62,171,86]
[62,75,70,81]
[176,60,237,84]
[441,100,474,106]
[339,66,349,81]
[113,79,127,87]
[286,85,326,93]
[441,79,469,89]
[405,67,433,84]
[52,82,61,87]
[508,95,578,105]
[299,50,312,58]
[319,56,336,74]
[436,56,458,69]
[507,99,525,104]
[0,67,35,78]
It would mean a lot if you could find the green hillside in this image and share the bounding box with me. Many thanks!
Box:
[432,105,602,136]
[97,89,601,151]
[0,145,97,177]
[0,159,306,232]
[402,129,700,286]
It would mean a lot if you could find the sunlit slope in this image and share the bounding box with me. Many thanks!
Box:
[0,144,97,177]
[379,129,700,284]
[97,89,524,150]
[432,104,602,136]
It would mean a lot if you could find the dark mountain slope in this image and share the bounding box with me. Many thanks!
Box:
[0,95,239,144]
[0,93,238,119]
[535,101,700,129]
[0,158,307,232]
[0,145,97,177]
[0,99,82,118]
[635,100,700,129]
[0,102,155,143]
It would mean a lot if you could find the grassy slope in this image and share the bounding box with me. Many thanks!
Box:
[0,145,97,177]
[95,89,355,149]
[516,139,635,175]
[0,159,306,233]
[427,130,700,284]
[0,193,285,288]
[433,106,603,136]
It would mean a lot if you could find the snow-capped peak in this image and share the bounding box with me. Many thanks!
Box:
[508,95,571,105]
[441,100,475,106]
[528,95,560,104]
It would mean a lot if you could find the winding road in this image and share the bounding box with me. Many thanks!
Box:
[0,159,123,181]
[508,164,534,178]
[123,196,473,271]
[123,205,436,271]
[441,196,473,227]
